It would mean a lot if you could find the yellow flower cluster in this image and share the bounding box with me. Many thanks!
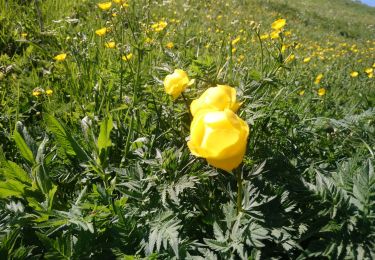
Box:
[151,21,167,32]
[163,70,249,171]
[32,87,53,97]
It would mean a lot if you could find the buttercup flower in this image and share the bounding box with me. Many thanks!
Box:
[285,54,295,63]
[350,71,359,78]
[271,18,286,30]
[54,53,67,61]
[318,87,326,96]
[32,87,44,97]
[95,27,107,36]
[314,74,323,84]
[46,89,53,96]
[163,69,194,99]
[98,2,112,10]
[188,109,249,172]
[190,85,241,117]
[122,53,133,61]
[166,42,174,49]
[105,41,116,48]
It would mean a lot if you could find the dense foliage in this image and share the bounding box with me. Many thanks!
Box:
[0,0,374,259]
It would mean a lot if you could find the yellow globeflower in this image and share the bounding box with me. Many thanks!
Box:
[163,69,194,99]
[318,88,326,96]
[271,18,286,30]
[314,74,323,84]
[188,109,249,172]
[190,85,241,117]
[53,53,67,61]
[105,41,116,48]
[98,2,112,10]
[95,27,107,36]
[350,71,359,78]
[46,89,53,96]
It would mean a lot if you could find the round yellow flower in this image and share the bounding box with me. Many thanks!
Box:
[105,41,116,48]
[190,85,241,117]
[53,53,67,61]
[318,88,326,96]
[98,2,112,10]
[271,18,286,30]
[46,89,53,96]
[188,109,249,172]
[314,74,323,84]
[95,27,107,37]
[350,71,359,78]
[166,42,174,49]
[32,87,44,97]
[163,69,194,99]
[365,68,373,74]
[303,57,311,63]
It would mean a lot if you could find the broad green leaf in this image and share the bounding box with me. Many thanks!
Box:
[97,115,113,153]
[13,130,35,165]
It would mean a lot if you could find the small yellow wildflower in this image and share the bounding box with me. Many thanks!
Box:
[285,54,295,63]
[151,21,167,32]
[270,30,280,39]
[105,41,116,48]
[365,68,373,74]
[281,44,287,53]
[299,90,305,96]
[32,88,44,97]
[303,57,311,63]
[98,2,112,10]
[314,74,323,84]
[350,71,359,78]
[260,34,269,40]
[231,36,240,45]
[53,53,67,62]
[95,27,107,36]
[368,72,373,78]
[318,88,326,96]
[271,18,286,30]
[231,48,237,54]
[21,32,28,38]
[122,53,133,61]
[166,42,174,49]
[46,89,53,96]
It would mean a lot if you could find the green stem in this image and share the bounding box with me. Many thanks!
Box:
[236,168,243,214]
[181,93,192,121]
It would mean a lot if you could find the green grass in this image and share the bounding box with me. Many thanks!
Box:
[0,0,374,258]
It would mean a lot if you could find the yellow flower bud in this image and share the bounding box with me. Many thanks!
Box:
[190,85,241,117]
[163,69,194,99]
[188,109,249,172]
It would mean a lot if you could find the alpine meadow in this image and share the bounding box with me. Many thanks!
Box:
[1,0,375,259]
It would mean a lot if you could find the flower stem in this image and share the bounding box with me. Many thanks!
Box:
[236,168,243,214]
[181,93,192,121]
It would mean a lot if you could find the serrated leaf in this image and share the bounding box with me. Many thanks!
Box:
[13,130,35,164]
[0,179,27,198]
[44,114,88,161]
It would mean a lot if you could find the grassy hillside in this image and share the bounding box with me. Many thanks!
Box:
[0,0,374,259]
